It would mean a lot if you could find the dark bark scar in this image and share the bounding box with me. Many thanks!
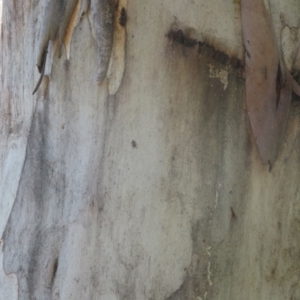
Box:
[230,207,237,221]
[119,7,127,27]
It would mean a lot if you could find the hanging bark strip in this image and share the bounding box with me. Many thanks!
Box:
[241,0,300,165]
[33,0,80,95]
[107,0,127,95]
[90,0,115,83]
[33,0,116,94]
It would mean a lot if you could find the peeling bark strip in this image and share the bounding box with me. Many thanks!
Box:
[241,0,300,165]
[107,0,127,95]
[33,0,80,95]
[90,0,115,83]
[33,0,116,94]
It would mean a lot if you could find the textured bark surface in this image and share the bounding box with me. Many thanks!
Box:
[1,0,300,299]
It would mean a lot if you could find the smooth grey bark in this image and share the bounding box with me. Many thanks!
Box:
[1,0,300,299]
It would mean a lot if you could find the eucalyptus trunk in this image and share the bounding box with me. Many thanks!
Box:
[1,1,300,299]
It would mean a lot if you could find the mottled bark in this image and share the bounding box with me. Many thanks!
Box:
[1,1,300,299]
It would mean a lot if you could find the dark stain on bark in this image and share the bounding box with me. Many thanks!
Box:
[167,29,197,48]
[230,207,237,220]
[131,140,137,148]
[50,257,59,287]
[167,29,244,71]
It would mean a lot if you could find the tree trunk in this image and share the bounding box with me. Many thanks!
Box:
[1,0,300,299]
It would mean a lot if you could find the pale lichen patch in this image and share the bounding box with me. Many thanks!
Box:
[208,64,228,90]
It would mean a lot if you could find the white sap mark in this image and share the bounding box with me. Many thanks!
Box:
[206,246,211,257]
[207,261,213,286]
[214,182,222,208]
[196,291,208,300]
[208,64,228,90]
[214,190,219,209]
[206,247,213,286]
